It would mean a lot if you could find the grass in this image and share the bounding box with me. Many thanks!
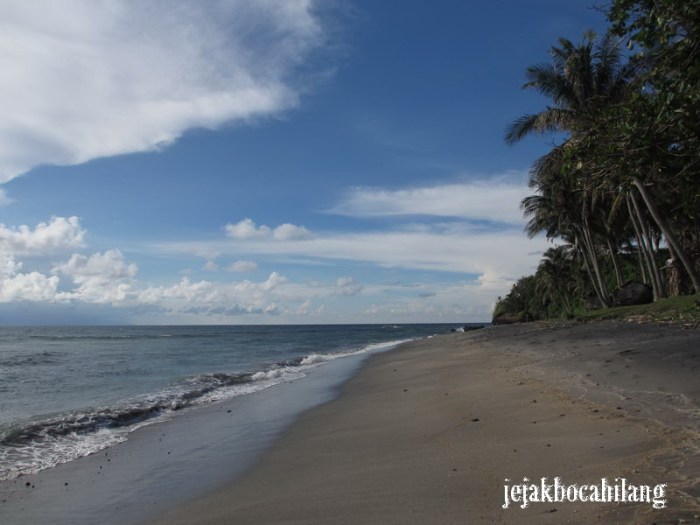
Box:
[576,294,700,324]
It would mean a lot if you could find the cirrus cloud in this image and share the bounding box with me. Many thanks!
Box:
[329,175,530,224]
[0,0,325,184]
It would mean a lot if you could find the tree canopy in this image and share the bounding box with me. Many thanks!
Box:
[494,0,700,323]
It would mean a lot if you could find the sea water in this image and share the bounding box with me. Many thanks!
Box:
[0,324,461,481]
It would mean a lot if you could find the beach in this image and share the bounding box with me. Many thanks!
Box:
[2,321,698,525]
[150,321,700,525]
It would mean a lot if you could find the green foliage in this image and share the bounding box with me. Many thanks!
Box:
[577,293,700,323]
[493,275,542,322]
[496,1,700,322]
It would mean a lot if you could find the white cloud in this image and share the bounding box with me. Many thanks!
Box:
[154,221,548,323]
[163,225,547,278]
[0,255,60,303]
[296,298,312,315]
[137,272,290,318]
[203,260,219,272]
[335,276,362,296]
[56,249,137,282]
[0,254,22,277]
[228,260,258,272]
[0,216,85,254]
[272,223,314,240]
[0,189,12,205]
[225,218,271,239]
[225,218,314,241]
[0,0,325,183]
[261,271,288,290]
[330,175,530,224]
[0,271,60,303]
[139,278,220,305]
[54,249,138,303]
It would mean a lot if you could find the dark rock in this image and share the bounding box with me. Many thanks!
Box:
[584,295,603,311]
[492,312,533,325]
[611,281,653,307]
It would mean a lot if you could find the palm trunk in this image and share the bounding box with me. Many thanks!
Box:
[630,239,648,285]
[632,177,700,294]
[581,215,610,305]
[606,237,623,288]
[626,194,653,287]
[576,234,608,308]
[630,190,666,298]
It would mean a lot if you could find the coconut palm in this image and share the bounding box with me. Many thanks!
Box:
[505,33,634,146]
[536,245,577,317]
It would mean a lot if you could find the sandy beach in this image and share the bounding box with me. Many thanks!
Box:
[150,321,699,525]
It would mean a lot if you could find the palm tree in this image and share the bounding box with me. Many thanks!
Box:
[506,32,634,145]
[536,245,577,317]
[507,33,640,307]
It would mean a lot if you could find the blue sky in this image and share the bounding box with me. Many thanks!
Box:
[0,0,607,324]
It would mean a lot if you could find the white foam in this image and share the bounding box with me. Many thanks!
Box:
[0,336,418,480]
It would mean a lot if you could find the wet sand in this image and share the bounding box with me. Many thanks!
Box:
[150,321,700,524]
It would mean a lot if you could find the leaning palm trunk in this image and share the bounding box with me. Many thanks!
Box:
[575,234,609,308]
[581,215,610,305]
[629,191,665,299]
[628,238,649,285]
[632,177,700,294]
[606,237,624,288]
[626,193,655,290]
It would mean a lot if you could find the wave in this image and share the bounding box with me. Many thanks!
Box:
[0,337,414,480]
[0,351,60,367]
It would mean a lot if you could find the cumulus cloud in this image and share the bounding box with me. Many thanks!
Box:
[225,218,314,240]
[272,223,315,240]
[225,218,271,239]
[137,272,291,319]
[228,260,258,272]
[335,276,362,296]
[0,254,21,277]
[261,271,288,290]
[0,0,325,183]
[203,260,219,272]
[155,221,548,323]
[54,250,138,303]
[0,216,85,254]
[329,175,530,224]
[0,262,60,303]
[56,250,137,282]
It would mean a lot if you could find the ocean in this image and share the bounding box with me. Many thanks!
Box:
[0,324,463,482]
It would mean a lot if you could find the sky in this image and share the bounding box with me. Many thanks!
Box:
[0,0,609,325]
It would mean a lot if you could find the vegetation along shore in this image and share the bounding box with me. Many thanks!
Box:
[494,0,700,325]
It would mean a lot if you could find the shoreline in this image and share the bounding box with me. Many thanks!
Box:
[0,343,390,525]
[149,321,700,524]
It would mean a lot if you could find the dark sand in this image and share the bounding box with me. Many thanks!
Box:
[150,321,700,524]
